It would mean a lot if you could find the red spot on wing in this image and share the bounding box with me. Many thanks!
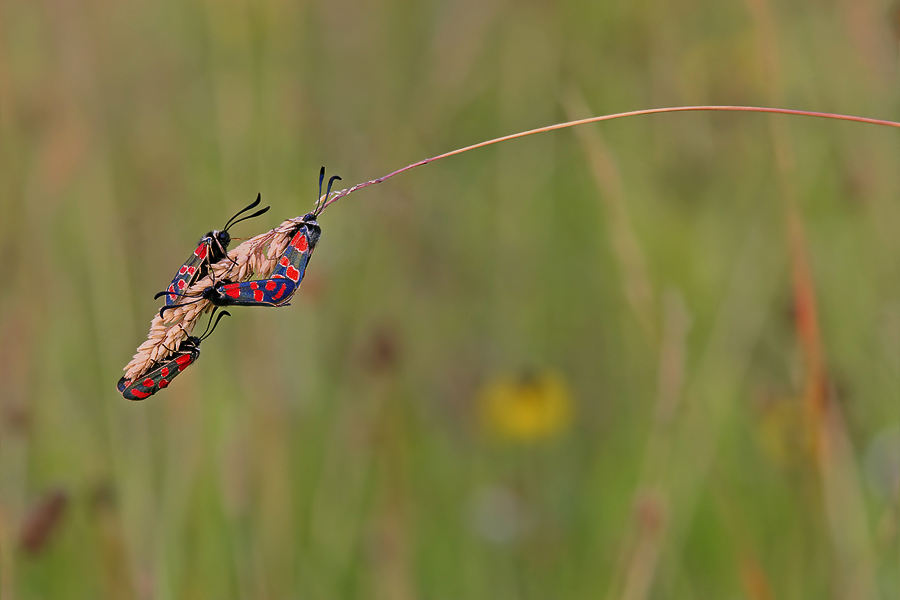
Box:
[292,234,308,252]
[279,256,290,267]
[175,355,193,370]
[273,274,285,279]
[196,244,208,260]
[253,290,264,302]
[142,378,154,387]
[225,285,241,298]
[130,389,150,400]
[161,367,169,378]
[265,281,277,291]
[272,284,286,300]
[250,282,259,290]
[187,266,196,276]
[158,379,170,388]
[179,266,188,275]
[285,265,300,282]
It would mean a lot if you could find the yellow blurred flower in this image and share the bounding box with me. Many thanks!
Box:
[479,370,573,442]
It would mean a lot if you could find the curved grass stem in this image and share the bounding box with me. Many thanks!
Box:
[320,105,900,212]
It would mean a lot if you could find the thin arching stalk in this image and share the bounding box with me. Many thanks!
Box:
[319,105,900,212]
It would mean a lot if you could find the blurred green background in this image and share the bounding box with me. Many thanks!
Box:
[1,0,899,598]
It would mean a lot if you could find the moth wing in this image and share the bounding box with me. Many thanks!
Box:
[118,354,188,401]
[217,279,296,307]
[165,242,210,305]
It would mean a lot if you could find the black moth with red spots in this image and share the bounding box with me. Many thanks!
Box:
[157,168,336,314]
[203,168,337,307]
[117,310,231,400]
[162,194,270,306]
[210,212,322,307]
[157,212,320,314]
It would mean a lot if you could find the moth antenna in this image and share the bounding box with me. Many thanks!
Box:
[314,166,326,213]
[326,175,342,197]
[199,309,231,342]
[317,173,342,216]
[154,289,197,301]
[224,206,270,231]
[158,297,205,319]
[222,193,268,231]
[193,306,218,339]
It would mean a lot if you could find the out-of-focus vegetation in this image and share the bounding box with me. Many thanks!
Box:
[1,0,898,598]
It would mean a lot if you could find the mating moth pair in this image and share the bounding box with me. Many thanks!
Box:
[118,167,341,400]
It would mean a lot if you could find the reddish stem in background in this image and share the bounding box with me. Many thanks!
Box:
[320,105,900,212]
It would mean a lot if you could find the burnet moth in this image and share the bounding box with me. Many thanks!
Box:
[117,309,231,400]
[159,168,339,314]
[161,195,270,306]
